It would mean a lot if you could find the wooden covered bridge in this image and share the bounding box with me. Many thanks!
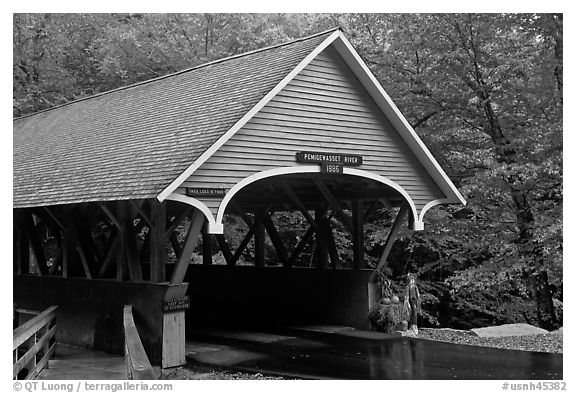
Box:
[13,28,464,370]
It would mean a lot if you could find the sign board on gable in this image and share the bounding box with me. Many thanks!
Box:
[187,188,227,198]
[295,151,363,166]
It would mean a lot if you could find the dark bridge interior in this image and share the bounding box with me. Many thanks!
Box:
[229,173,406,213]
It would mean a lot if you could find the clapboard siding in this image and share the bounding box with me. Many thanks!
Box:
[281,86,370,106]
[183,45,444,215]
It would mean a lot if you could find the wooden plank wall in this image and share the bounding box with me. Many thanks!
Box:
[177,45,444,214]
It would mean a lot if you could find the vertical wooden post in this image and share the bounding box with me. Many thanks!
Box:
[254,209,266,267]
[114,203,125,281]
[352,199,365,270]
[17,224,30,275]
[315,204,329,269]
[118,201,142,282]
[162,284,188,369]
[14,224,20,274]
[62,228,70,278]
[150,199,166,283]
[163,209,203,369]
[22,212,48,276]
[32,332,37,371]
[43,324,50,370]
[202,223,213,265]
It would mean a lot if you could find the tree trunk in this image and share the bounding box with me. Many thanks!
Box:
[550,14,563,96]
[482,94,558,329]
[511,186,558,330]
[488,114,558,330]
[531,269,558,330]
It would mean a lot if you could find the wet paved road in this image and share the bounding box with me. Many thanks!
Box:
[186,325,562,380]
[37,344,126,380]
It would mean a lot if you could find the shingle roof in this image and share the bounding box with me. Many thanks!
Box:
[13,29,336,208]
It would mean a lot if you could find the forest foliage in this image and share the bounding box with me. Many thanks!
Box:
[13,13,563,329]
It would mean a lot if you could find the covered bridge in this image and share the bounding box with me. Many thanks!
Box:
[13,28,465,368]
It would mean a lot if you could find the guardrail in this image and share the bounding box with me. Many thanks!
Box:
[13,305,58,380]
[123,305,157,380]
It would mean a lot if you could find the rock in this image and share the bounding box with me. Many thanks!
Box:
[391,295,400,304]
[435,327,478,336]
[549,327,563,335]
[471,323,548,338]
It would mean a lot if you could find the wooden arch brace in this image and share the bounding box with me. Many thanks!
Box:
[214,166,426,234]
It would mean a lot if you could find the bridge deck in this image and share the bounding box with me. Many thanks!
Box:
[37,343,126,380]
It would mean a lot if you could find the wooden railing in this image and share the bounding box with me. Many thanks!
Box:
[123,305,157,380]
[13,306,58,380]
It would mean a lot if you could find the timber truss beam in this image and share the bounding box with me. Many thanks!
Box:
[14,200,209,285]
[370,202,410,283]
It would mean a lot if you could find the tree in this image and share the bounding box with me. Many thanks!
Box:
[341,13,562,329]
[13,13,562,329]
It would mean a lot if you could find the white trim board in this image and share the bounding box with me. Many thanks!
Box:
[165,193,223,234]
[214,166,422,233]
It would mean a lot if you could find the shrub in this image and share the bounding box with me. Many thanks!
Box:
[369,301,409,333]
